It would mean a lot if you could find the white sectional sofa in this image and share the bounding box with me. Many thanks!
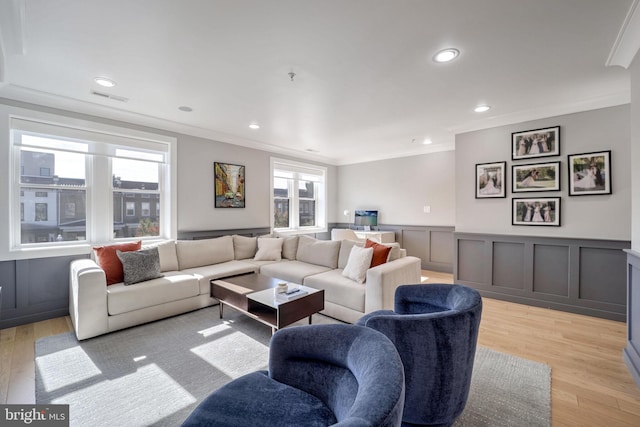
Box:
[69,234,422,340]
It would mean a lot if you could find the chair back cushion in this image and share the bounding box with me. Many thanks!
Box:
[356,284,482,426]
[269,324,405,426]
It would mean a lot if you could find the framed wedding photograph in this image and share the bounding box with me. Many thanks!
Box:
[568,150,611,196]
[512,126,560,160]
[214,162,246,208]
[512,197,560,226]
[512,161,561,193]
[475,161,506,198]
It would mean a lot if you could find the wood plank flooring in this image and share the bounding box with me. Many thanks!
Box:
[2,270,640,426]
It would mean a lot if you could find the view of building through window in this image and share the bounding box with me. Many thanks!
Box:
[19,143,161,243]
[272,159,326,232]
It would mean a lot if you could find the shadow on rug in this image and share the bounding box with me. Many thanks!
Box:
[36,308,550,426]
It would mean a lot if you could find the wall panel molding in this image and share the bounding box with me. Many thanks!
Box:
[455,232,629,321]
[336,223,455,273]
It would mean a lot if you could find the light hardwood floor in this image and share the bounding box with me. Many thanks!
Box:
[2,270,640,426]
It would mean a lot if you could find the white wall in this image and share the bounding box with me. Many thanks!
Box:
[455,105,631,240]
[177,135,337,231]
[336,151,456,226]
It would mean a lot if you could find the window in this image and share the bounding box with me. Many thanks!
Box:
[11,116,175,251]
[125,202,136,216]
[35,203,48,221]
[271,158,327,233]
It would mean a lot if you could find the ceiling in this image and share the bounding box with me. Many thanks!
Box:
[0,0,634,165]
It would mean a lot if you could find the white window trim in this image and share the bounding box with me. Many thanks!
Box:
[270,157,327,235]
[1,105,177,260]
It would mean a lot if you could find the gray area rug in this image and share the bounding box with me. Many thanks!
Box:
[36,308,550,426]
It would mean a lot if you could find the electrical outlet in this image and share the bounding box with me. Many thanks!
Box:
[423,205,431,213]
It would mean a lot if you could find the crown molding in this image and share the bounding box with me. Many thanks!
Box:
[447,90,630,135]
[607,0,640,68]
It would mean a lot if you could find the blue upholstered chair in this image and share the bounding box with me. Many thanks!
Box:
[181,324,406,427]
[356,284,482,427]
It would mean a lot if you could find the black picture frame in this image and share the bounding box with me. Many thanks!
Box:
[214,162,245,208]
[512,126,560,160]
[567,150,611,196]
[512,161,561,193]
[512,197,561,226]
[476,161,506,198]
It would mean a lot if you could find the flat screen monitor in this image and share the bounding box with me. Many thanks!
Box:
[354,210,378,227]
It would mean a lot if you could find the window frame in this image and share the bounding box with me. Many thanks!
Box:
[270,157,327,235]
[4,109,177,260]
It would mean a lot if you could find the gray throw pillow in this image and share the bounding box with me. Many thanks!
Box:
[116,247,164,286]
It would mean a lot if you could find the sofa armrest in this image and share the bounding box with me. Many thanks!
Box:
[69,259,109,340]
[364,256,421,313]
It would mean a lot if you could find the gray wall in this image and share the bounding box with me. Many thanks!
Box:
[336,151,455,227]
[177,135,337,231]
[456,105,631,240]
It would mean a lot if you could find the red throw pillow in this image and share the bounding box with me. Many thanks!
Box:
[94,241,142,285]
[365,239,392,268]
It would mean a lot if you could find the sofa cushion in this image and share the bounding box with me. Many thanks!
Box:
[384,242,403,262]
[94,241,142,285]
[303,269,366,312]
[365,239,392,267]
[296,235,340,269]
[107,271,199,315]
[254,237,283,261]
[342,246,373,284]
[281,236,299,260]
[181,260,258,295]
[117,247,164,285]
[142,240,179,272]
[260,260,331,284]
[176,236,234,270]
[338,239,365,269]
[233,235,258,260]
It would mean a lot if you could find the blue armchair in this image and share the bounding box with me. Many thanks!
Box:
[356,284,482,427]
[181,324,406,427]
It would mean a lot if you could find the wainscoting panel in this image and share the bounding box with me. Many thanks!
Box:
[457,239,485,284]
[334,223,455,273]
[0,254,84,329]
[579,247,627,305]
[533,244,569,297]
[401,229,428,263]
[492,242,525,290]
[455,232,629,321]
[624,250,640,387]
[430,231,454,265]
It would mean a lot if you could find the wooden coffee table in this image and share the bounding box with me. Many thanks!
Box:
[210,273,324,333]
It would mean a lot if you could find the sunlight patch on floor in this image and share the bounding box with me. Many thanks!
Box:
[190,331,269,378]
[36,346,101,392]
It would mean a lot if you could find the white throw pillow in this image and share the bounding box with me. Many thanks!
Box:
[342,246,374,284]
[254,237,284,261]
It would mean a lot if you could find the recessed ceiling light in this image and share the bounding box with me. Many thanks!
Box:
[433,48,460,63]
[178,106,193,112]
[94,77,116,88]
[474,105,491,113]
[423,138,433,145]
[249,123,260,130]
